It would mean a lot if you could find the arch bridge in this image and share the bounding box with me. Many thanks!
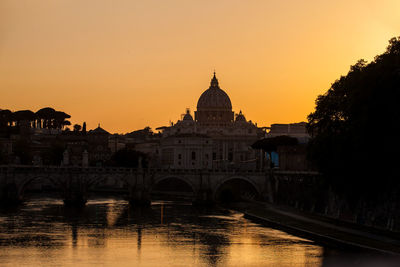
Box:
[0,166,320,206]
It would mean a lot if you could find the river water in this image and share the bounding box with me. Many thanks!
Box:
[0,197,392,267]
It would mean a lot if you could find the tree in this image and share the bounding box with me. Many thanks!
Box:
[12,110,36,127]
[0,109,12,128]
[36,107,56,129]
[62,120,71,130]
[54,111,71,129]
[307,36,400,199]
[73,124,82,132]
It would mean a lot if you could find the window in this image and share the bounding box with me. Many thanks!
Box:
[191,151,196,160]
[212,152,216,160]
[178,154,182,159]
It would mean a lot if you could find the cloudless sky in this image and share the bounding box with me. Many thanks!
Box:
[1,0,399,133]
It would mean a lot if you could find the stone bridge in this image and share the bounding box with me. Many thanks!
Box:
[0,165,320,206]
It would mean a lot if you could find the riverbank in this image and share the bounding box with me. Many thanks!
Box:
[229,201,400,255]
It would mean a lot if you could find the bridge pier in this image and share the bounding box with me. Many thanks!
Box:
[127,170,151,206]
[128,187,151,206]
[192,172,215,206]
[62,174,88,207]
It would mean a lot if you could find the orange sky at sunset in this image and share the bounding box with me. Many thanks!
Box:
[1,0,399,133]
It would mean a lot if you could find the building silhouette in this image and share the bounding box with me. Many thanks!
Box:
[155,73,266,170]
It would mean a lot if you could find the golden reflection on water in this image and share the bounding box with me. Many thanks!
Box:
[0,198,323,267]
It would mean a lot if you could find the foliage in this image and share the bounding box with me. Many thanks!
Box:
[0,107,70,130]
[307,36,400,199]
[0,109,12,128]
[73,124,82,132]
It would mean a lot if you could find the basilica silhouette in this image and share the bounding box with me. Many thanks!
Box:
[155,73,265,170]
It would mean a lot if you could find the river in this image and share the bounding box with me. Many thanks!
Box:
[0,197,392,267]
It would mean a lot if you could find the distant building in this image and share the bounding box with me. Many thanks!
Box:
[108,134,126,154]
[160,133,213,169]
[58,124,111,167]
[87,125,111,166]
[267,122,310,143]
[156,73,266,170]
[259,123,313,171]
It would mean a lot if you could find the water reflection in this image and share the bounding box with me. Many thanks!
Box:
[0,197,395,267]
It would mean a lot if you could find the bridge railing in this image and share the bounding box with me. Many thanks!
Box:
[0,165,320,176]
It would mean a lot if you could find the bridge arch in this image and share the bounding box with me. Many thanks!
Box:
[213,176,261,202]
[152,175,197,196]
[17,175,60,200]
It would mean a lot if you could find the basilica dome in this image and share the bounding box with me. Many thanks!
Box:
[197,73,232,110]
[195,73,235,125]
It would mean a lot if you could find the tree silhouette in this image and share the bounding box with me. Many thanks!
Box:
[73,124,82,132]
[307,36,400,200]
[54,111,71,129]
[1,107,72,134]
[0,109,13,128]
[12,110,36,127]
[36,107,56,129]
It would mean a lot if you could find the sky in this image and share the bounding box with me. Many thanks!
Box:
[1,0,399,133]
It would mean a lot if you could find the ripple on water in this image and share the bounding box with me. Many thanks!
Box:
[0,197,372,267]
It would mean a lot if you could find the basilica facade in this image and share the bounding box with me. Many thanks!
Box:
[157,73,266,170]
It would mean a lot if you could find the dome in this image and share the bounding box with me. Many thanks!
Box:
[183,109,193,121]
[235,110,246,122]
[89,124,110,135]
[197,73,232,110]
